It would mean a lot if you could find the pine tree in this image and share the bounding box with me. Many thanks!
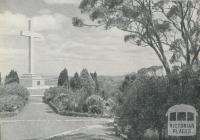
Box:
[57,68,69,88]
[80,69,95,96]
[91,72,99,92]
[5,70,19,85]
[70,72,81,91]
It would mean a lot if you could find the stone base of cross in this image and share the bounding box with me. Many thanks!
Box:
[20,74,45,88]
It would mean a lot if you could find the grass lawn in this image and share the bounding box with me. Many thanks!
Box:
[46,123,121,140]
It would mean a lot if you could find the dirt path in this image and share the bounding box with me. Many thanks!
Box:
[0,89,113,140]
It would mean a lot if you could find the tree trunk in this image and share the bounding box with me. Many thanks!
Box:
[165,66,171,76]
[148,42,171,76]
[158,129,163,140]
[163,128,165,140]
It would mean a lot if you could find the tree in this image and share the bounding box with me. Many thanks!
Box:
[90,72,99,92]
[73,0,200,75]
[57,68,69,88]
[120,73,137,92]
[5,70,19,85]
[118,69,200,140]
[80,68,95,96]
[0,72,1,85]
[137,65,164,76]
[70,72,81,91]
[118,75,169,140]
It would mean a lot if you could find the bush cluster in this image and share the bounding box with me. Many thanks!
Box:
[0,83,29,112]
[43,87,107,115]
[44,68,117,116]
[5,83,29,100]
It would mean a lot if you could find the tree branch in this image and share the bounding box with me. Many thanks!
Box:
[159,7,181,32]
[191,47,200,64]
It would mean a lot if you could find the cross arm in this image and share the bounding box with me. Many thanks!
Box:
[20,30,42,38]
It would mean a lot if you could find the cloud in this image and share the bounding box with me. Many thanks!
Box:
[0,11,68,33]
[46,34,63,42]
[0,47,27,74]
[43,0,81,5]
[37,9,52,15]
[58,40,126,63]
[0,11,27,31]
[32,13,68,31]
[0,48,24,55]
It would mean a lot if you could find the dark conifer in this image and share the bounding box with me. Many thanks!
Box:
[5,70,19,85]
[58,68,69,88]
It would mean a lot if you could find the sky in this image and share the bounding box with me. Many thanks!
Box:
[0,0,161,76]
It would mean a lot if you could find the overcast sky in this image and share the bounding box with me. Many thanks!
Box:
[0,0,161,76]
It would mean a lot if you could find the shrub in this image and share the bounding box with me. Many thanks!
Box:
[0,86,7,96]
[50,93,73,112]
[86,95,104,114]
[5,83,29,100]
[105,98,115,107]
[43,87,68,102]
[81,104,88,113]
[0,83,29,112]
[105,98,116,114]
[43,87,79,112]
[88,105,102,114]
[86,94,103,107]
[0,95,24,112]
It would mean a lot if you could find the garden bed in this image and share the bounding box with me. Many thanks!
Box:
[46,100,111,118]
[0,83,29,117]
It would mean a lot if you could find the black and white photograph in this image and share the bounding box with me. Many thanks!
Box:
[0,0,200,140]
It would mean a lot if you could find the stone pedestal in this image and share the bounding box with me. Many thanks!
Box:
[20,74,45,88]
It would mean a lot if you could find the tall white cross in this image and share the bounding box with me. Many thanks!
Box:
[20,20,40,74]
